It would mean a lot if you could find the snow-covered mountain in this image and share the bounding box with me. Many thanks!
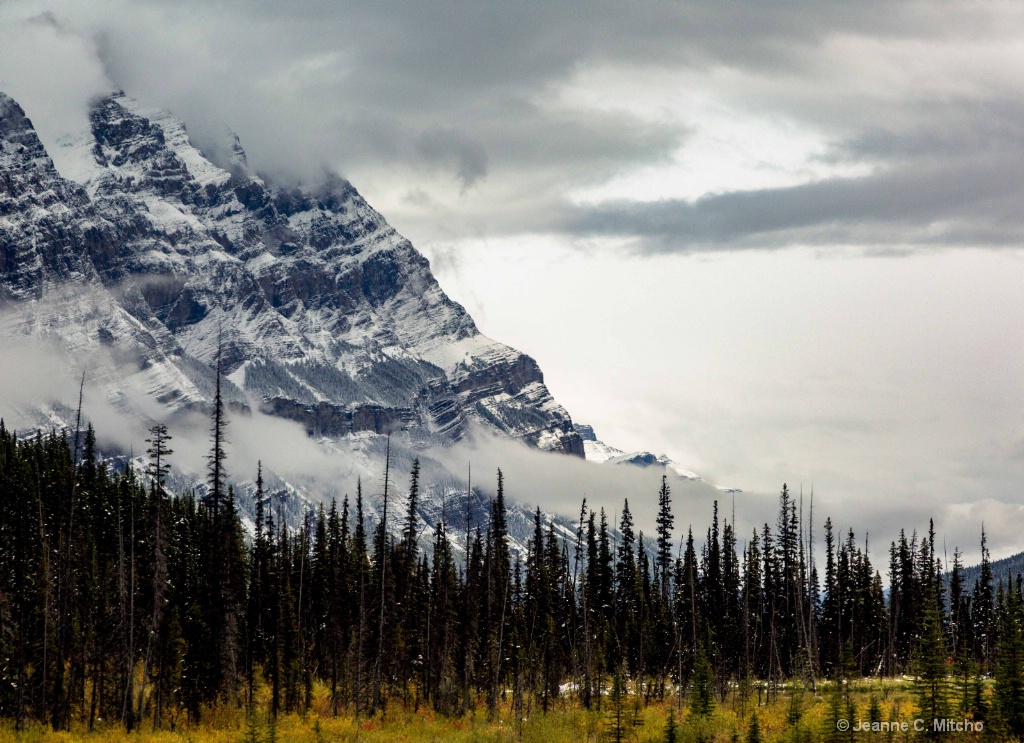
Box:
[2,90,734,558]
[573,422,625,462]
[575,422,702,480]
[0,90,582,456]
[0,89,602,554]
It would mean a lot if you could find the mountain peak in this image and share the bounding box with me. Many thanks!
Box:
[0,93,54,170]
[0,89,584,456]
[0,92,30,136]
[574,423,704,481]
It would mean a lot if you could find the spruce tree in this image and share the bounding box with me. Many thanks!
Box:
[372,436,392,712]
[823,679,850,743]
[247,463,268,712]
[994,579,1024,736]
[402,457,421,569]
[615,500,638,675]
[973,529,995,671]
[746,712,762,743]
[663,707,679,743]
[690,642,715,717]
[913,589,951,738]
[485,469,511,716]
[143,423,173,726]
[207,352,227,517]
[655,476,674,600]
[604,663,630,743]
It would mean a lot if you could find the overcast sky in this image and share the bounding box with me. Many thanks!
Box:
[2,0,1024,562]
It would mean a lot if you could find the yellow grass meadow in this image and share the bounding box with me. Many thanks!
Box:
[0,676,983,742]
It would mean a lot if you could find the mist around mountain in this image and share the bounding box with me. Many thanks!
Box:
[0,89,729,555]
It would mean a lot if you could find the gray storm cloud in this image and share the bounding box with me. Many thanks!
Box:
[564,155,1024,251]
[4,0,1022,251]
[415,127,489,191]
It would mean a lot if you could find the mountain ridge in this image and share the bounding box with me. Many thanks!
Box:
[2,90,721,559]
[0,89,583,456]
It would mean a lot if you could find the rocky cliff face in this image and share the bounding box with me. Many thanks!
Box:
[0,94,98,299]
[0,91,583,457]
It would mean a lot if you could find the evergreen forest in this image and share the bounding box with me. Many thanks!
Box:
[1,394,1022,741]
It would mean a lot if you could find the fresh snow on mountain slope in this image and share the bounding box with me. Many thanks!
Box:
[575,423,625,463]
[0,89,583,457]
[582,438,624,463]
[0,88,604,553]
[605,451,702,481]
[574,422,712,484]
[1,89,734,556]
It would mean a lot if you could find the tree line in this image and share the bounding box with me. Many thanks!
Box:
[2,393,1024,735]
